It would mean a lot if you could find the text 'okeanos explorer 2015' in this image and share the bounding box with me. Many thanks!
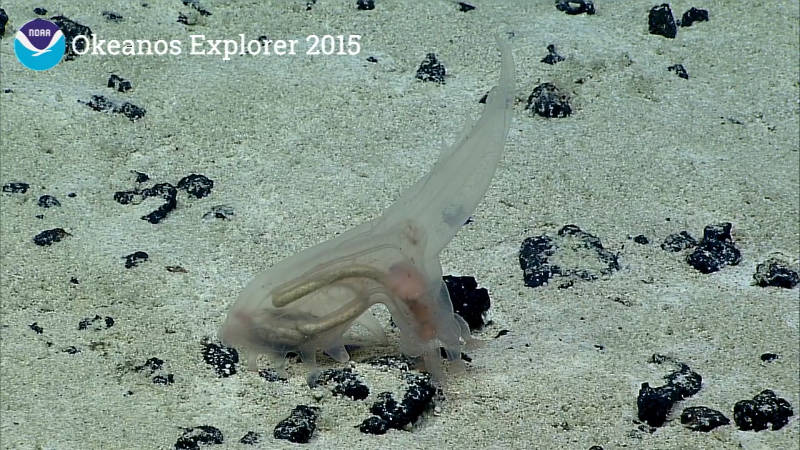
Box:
[71,34,362,60]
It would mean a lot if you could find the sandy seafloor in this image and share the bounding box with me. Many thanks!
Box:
[1,1,798,449]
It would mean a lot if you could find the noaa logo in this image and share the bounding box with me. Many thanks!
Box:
[14,18,65,71]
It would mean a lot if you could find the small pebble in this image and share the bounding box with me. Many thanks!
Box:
[258,368,287,382]
[668,64,689,79]
[457,2,475,12]
[102,11,123,22]
[415,53,446,84]
[33,228,70,246]
[3,182,29,194]
[313,368,369,400]
[37,195,61,208]
[541,44,565,65]
[202,341,239,377]
[108,74,132,92]
[78,315,114,330]
[555,0,595,15]
[123,251,149,268]
[239,431,260,445]
[203,205,234,220]
[356,0,375,10]
[135,357,164,373]
[183,0,212,16]
[679,7,709,27]
[661,231,696,252]
[760,353,780,362]
[133,171,149,183]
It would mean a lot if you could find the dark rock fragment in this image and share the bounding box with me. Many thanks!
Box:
[78,315,114,330]
[526,83,571,118]
[668,64,688,79]
[415,53,446,84]
[648,4,678,39]
[541,44,565,65]
[733,390,793,431]
[203,205,234,220]
[638,383,679,427]
[679,7,709,27]
[80,94,145,121]
[680,406,730,431]
[661,231,696,252]
[359,415,389,434]
[356,0,375,10]
[637,362,703,427]
[175,425,223,449]
[760,353,780,362]
[274,405,320,444]
[457,2,475,12]
[555,0,595,15]
[50,16,93,59]
[123,251,149,268]
[362,373,435,433]
[520,225,618,288]
[444,275,490,330]
[0,9,7,37]
[239,431,260,445]
[686,223,741,273]
[3,182,29,193]
[753,258,798,289]
[202,341,238,377]
[665,364,702,399]
[519,235,557,287]
[108,74,132,92]
[38,195,61,208]
[140,183,177,223]
[182,0,212,16]
[33,228,70,246]
[177,174,214,198]
[314,368,369,400]
[102,11,123,22]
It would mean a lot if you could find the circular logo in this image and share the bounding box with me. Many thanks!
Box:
[14,19,66,71]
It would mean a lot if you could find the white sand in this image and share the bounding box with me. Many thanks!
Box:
[1,1,797,448]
